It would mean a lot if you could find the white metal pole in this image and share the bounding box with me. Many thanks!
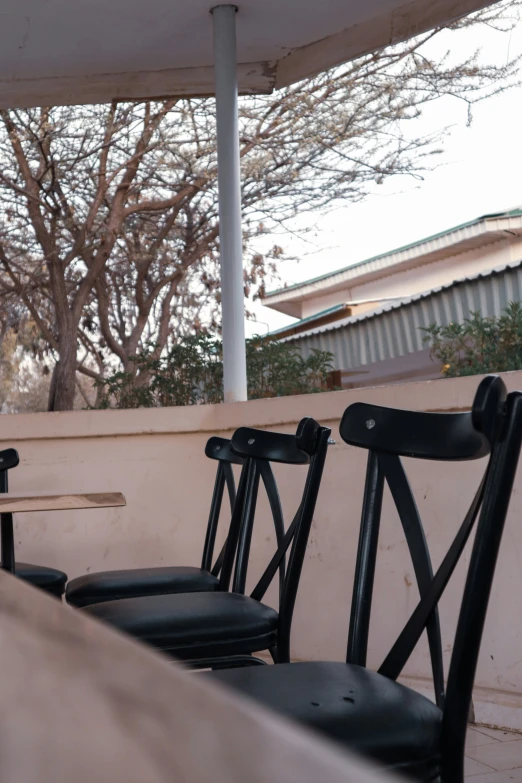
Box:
[212,4,247,403]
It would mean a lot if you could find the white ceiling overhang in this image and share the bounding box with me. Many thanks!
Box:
[0,0,500,107]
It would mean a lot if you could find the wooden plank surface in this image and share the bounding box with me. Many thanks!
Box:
[0,491,126,513]
[0,569,402,783]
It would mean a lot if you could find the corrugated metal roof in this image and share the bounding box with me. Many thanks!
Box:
[268,303,349,337]
[280,260,522,371]
[267,296,409,338]
[264,207,522,307]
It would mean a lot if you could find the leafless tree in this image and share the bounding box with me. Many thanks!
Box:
[0,0,519,410]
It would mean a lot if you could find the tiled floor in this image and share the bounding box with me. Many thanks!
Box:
[465,726,522,781]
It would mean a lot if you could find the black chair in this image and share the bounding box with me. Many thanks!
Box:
[82,418,331,669]
[66,437,249,607]
[0,448,68,598]
[209,375,522,783]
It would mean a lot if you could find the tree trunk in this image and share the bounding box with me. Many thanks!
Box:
[48,345,77,411]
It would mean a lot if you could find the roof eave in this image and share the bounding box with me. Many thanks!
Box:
[0,0,501,108]
[276,259,522,343]
[263,213,522,311]
[275,0,497,88]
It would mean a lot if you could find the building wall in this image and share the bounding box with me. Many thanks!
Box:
[299,237,522,319]
[3,373,522,729]
[292,258,522,379]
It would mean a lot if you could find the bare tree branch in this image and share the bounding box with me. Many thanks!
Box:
[0,0,519,409]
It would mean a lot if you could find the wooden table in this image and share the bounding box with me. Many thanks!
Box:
[0,492,126,514]
[0,568,403,783]
[0,492,126,572]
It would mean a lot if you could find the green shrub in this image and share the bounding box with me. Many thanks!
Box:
[422,302,522,377]
[95,335,334,408]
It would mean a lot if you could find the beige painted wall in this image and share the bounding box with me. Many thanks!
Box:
[3,372,522,729]
[299,237,522,319]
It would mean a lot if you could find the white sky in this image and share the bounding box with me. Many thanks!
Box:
[245,15,522,336]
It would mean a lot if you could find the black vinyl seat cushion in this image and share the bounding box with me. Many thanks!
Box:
[10,562,68,598]
[83,592,279,660]
[210,662,443,780]
[66,566,220,608]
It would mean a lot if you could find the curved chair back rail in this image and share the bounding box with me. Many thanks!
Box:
[231,427,310,465]
[340,404,490,461]
[205,436,245,466]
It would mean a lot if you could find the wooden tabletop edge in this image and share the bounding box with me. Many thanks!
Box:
[0,492,126,513]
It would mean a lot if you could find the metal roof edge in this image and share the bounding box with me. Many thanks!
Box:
[263,207,522,303]
[277,258,522,343]
[266,303,349,337]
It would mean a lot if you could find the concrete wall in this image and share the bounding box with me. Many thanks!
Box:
[3,372,522,729]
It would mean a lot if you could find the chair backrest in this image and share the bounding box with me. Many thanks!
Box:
[202,437,289,595]
[0,447,20,574]
[339,375,501,710]
[340,375,522,782]
[219,418,331,662]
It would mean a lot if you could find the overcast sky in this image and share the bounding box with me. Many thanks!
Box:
[245,16,522,336]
